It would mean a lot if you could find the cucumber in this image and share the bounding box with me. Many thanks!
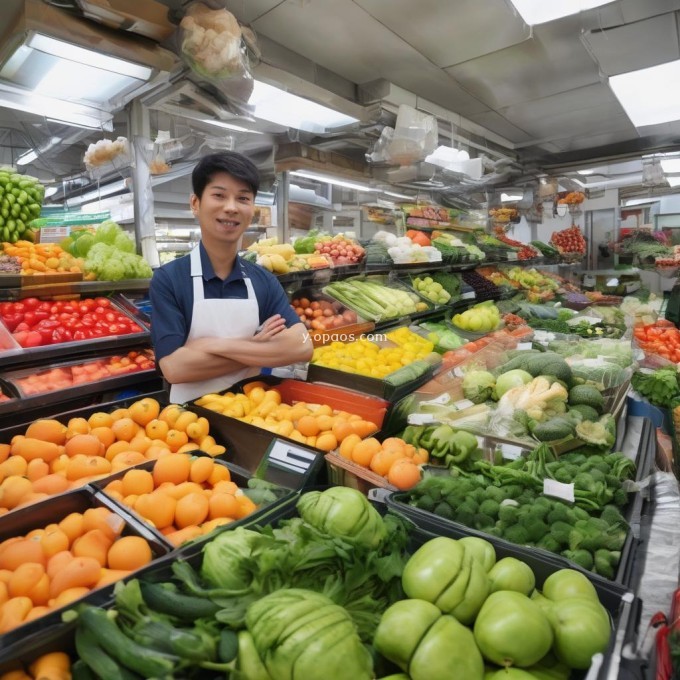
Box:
[140,580,221,621]
[71,659,97,680]
[75,627,141,680]
[80,606,178,678]
[218,629,239,663]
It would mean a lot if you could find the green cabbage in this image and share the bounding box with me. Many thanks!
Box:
[495,369,533,398]
[93,220,122,245]
[462,370,496,404]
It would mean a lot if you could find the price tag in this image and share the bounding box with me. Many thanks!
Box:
[461,291,476,300]
[453,398,475,410]
[517,342,532,350]
[422,393,451,406]
[500,444,523,460]
[408,413,435,425]
[265,439,318,475]
[543,479,575,503]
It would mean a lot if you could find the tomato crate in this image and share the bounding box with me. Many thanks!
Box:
[0,487,169,659]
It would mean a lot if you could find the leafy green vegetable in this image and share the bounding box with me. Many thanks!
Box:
[462,370,496,403]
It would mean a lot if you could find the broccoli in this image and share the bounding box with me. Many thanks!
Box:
[568,517,611,552]
[474,513,495,531]
[536,534,561,553]
[516,491,536,506]
[562,549,594,571]
[593,549,621,580]
[485,526,503,538]
[433,502,454,521]
[529,503,551,521]
[470,488,487,505]
[485,486,506,503]
[479,499,501,518]
[503,484,524,500]
[600,504,628,529]
[498,504,520,525]
[502,524,530,545]
[456,508,475,526]
[553,466,575,484]
[549,521,575,547]
[573,472,597,492]
[523,519,549,543]
[561,452,587,465]
[567,506,591,523]
[458,499,479,515]
[547,503,571,524]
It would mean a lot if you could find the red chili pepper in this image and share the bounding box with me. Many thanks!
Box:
[656,622,673,680]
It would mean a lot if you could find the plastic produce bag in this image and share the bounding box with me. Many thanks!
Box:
[382,105,438,166]
[179,1,257,105]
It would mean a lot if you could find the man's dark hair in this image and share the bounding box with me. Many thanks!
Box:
[192,151,260,198]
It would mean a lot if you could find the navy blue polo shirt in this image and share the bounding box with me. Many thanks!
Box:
[149,243,300,362]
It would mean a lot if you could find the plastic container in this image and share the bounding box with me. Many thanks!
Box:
[0,487,169,657]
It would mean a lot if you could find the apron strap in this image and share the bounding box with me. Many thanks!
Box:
[190,245,205,303]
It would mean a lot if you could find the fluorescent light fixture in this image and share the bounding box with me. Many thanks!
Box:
[509,0,615,25]
[250,80,358,133]
[661,158,680,174]
[383,190,414,200]
[577,169,595,176]
[26,33,152,80]
[290,170,378,193]
[175,108,262,134]
[667,176,680,187]
[16,136,62,166]
[610,60,680,127]
[36,60,135,103]
[65,179,129,208]
[501,192,523,202]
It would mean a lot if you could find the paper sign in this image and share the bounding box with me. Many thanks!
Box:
[543,479,575,502]
[517,342,532,350]
[461,291,476,300]
[266,439,318,475]
[500,444,523,460]
[453,398,475,410]
[408,413,435,425]
[422,393,451,406]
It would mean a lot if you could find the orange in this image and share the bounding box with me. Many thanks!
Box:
[110,418,140,442]
[387,459,421,490]
[106,536,153,571]
[338,433,362,460]
[31,474,69,497]
[189,456,215,484]
[46,551,75,580]
[0,456,27,478]
[72,529,113,567]
[152,453,191,486]
[135,491,176,530]
[234,494,257,519]
[208,492,240,520]
[207,464,231,486]
[315,414,334,432]
[412,448,429,465]
[0,539,46,570]
[65,455,111,481]
[39,528,70,559]
[58,513,84,545]
[165,526,202,547]
[7,563,49,604]
[82,507,124,542]
[212,480,238,495]
[25,419,67,445]
[64,434,105,458]
[65,417,90,438]
[128,398,160,427]
[370,449,404,476]
[109,408,131,422]
[314,433,338,452]
[331,420,354,443]
[242,380,268,396]
[296,415,320,437]
[127,435,153,454]
[174,492,209,529]
[25,458,49,482]
[381,437,407,453]
[103,479,123,496]
[48,586,91,609]
[200,518,232,535]
[350,438,381,467]
[89,427,115,450]
[121,469,154,497]
[110,451,147,472]
[0,444,9,465]
[106,440,136,460]
[165,429,189,452]
[10,438,61,463]
[350,420,379,438]
[145,419,169,441]
[0,476,33,510]
[158,404,184,427]
[87,412,113,430]
[144,443,171,460]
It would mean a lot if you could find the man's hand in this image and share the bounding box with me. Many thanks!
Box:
[253,314,286,342]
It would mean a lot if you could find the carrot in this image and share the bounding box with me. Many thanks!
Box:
[48,556,101,599]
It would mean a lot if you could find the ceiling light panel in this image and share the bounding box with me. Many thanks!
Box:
[609,59,680,127]
[509,0,615,25]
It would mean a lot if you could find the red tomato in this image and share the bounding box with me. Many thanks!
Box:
[22,298,40,310]
[94,297,111,308]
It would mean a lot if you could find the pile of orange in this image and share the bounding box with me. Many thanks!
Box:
[0,506,154,634]
[103,453,258,547]
[338,436,427,490]
[0,651,71,680]
[0,398,227,514]
[195,382,379,451]
[3,240,85,276]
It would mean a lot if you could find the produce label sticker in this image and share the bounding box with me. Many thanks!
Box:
[262,439,318,477]
[517,342,532,351]
[499,444,523,460]
[453,398,475,410]
[461,291,476,300]
[543,479,575,503]
[408,413,435,425]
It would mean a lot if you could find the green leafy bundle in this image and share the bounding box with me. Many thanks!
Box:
[631,366,680,407]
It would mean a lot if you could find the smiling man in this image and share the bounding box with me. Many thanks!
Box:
[149,151,312,403]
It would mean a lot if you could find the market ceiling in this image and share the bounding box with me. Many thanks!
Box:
[3,0,680,196]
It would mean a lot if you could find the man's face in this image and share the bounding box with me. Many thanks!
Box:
[191,172,255,247]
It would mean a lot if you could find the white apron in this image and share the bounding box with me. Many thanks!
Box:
[169,245,260,404]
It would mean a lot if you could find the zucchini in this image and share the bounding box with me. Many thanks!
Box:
[75,627,141,680]
[139,580,221,621]
[80,606,178,678]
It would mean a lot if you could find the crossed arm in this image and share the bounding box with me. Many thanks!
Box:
[158,315,312,385]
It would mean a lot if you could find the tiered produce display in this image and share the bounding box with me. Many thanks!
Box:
[0,204,670,679]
